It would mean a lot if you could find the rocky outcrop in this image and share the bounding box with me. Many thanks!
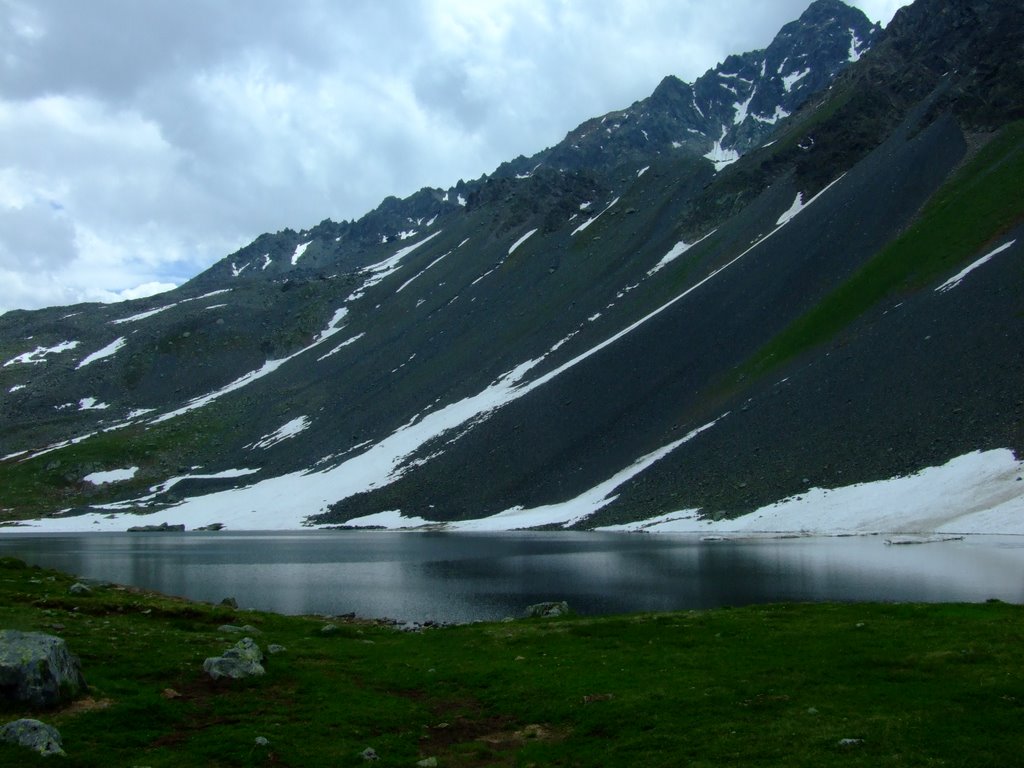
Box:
[525,601,570,619]
[203,637,265,680]
[0,630,87,709]
[0,718,65,757]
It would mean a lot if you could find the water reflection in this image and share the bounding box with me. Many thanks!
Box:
[0,531,1021,622]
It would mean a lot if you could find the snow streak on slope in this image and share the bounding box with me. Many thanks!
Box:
[151,307,350,423]
[350,231,443,299]
[572,198,620,235]
[604,450,1024,536]
[508,228,538,255]
[110,290,232,324]
[250,416,311,449]
[935,240,1017,293]
[76,337,126,368]
[647,230,717,276]
[443,417,725,531]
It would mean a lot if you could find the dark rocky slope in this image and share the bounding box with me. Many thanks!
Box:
[0,0,1020,529]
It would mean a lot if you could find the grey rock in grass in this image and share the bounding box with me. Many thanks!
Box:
[0,718,66,756]
[0,630,87,708]
[525,601,570,618]
[217,624,261,635]
[254,736,270,747]
[416,758,438,767]
[68,582,92,596]
[202,637,265,680]
[360,746,379,760]
[267,644,287,655]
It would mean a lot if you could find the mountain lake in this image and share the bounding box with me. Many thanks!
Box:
[0,531,1021,623]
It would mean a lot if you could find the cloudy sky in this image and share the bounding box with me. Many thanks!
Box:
[0,0,910,314]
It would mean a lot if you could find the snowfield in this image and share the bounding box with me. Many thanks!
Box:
[599,449,1024,536]
[5,447,1023,537]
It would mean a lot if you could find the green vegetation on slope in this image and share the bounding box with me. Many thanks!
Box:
[2,557,1023,766]
[0,410,236,522]
[744,121,1024,380]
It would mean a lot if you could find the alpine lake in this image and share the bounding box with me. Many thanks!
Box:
[0,530,1021,622]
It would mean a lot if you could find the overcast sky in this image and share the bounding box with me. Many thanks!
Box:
[0,0,911,314]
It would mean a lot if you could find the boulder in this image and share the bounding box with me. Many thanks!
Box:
[217,624,261,635]
[525,601,570,619]
[126,522,185,532]
[202,637,265,680]
[0,630,87,708]
[68,582,92,596]
[0,718,65,757]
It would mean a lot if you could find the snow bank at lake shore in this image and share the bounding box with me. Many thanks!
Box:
[4,448,1022,535]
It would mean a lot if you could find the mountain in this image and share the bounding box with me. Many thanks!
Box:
[1,0,1022,534]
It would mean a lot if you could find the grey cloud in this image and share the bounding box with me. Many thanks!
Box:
[0,200,76,270]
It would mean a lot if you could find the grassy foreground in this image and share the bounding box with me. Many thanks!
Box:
[1,557,1022,767]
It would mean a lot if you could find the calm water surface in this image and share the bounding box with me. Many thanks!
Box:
[1,531,1022,623]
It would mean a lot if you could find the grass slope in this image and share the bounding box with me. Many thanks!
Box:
[2,557,1022,766]
[743,121,1024,380]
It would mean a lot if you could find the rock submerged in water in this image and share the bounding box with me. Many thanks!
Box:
[203,637,265,680]
[126,522,185,532]
[525,601,570,618]
[0,718,65,757]
[0,630,87,709]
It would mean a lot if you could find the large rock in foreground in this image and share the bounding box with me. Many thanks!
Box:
[0,630,87,709]
[0,718,66,757]
[203,637,265,680]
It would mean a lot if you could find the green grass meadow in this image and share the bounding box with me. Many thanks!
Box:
[2,557,1022,766]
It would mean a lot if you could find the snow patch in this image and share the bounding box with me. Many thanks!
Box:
[397,251,451,293]
[610,450,1024,536]
[935,240,1017,293]
[4,340,80,367]
[637,165,650,178]
[848,28,866,62]
[84,467,138,485]
[647,229,717,276]
[776,176,846,227]
[572,197,619,235]
[508,228,538,255]
[356,231,443,294]
[752,105,790,125]
[291,241,312,266]
[783,68,811,92]
[317,333,365,362]
[704,125,739,171]
[251,416,311,450]
[78,397,110,411]
[342,510,433,529]
[732,87,756,125]
[76,337,126,368]
[111,305,174,324]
